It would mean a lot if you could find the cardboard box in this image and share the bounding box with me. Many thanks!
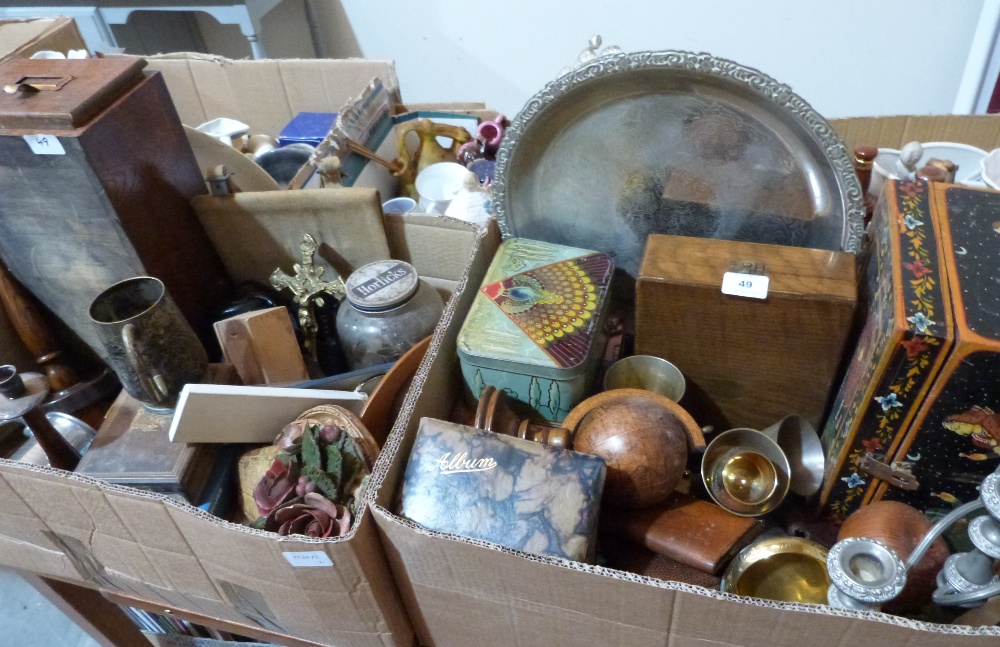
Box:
[0,17,86,61]
[370,115,1000,647]
[0,213,489,647]
[143,54,400,139]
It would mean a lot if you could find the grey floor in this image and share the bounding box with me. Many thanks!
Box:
[0,568,100,647]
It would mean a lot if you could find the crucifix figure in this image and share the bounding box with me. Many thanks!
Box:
[270,234,346,368]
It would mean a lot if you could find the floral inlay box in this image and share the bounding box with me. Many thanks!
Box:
[822,179,1000,519]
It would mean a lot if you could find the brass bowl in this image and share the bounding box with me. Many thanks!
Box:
[722,536,831,604]
[701,427,790,516]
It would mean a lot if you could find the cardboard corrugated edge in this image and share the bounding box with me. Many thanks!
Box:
[0,449,409,646]
[370,217,1000,646]
[142,54,400,138]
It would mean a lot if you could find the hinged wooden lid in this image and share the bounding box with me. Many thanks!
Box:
[639,234,856,301]
[0,57,146,132]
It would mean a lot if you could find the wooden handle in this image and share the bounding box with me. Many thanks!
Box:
[344,138,404,174]
[916,165,948,183]
[853,145,877,193]
[0,263,79,392]
[22,408,80,471]
[518,420,574,449]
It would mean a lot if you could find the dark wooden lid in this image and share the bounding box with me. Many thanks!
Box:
[0,57,146,132]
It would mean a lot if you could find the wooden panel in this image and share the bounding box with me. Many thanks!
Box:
[23,574,151,647]
[104,587,327,647]
[78,71,231,351]
[636,234,857,431]
[0,132,146,358]
[214,307,308,385]
[875,183,1000,512]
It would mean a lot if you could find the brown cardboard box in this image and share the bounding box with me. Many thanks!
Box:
[0,213,490,647]
[370,115,1000,647]
[143,54,399,138]
[0,18,86,61]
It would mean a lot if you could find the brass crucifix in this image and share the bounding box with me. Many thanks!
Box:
[270,234,346,366]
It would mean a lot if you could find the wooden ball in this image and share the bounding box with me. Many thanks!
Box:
[572,392,693,509]
[838,500,949,613]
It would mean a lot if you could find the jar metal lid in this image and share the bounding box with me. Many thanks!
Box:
[345,260,419,312]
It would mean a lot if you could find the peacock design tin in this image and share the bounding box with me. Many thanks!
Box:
[457,238,613,422]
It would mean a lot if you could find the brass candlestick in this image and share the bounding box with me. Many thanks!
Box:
[270,234,346,370]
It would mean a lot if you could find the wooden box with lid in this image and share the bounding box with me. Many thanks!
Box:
[635,233,857,433]
[822,179,1000,519]
[0,57,229,358]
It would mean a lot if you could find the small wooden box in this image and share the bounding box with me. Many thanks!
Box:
[822,180,1000,518]
[635,234,857,433]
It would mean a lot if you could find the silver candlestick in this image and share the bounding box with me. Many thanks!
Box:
[826,537,907,611]
[827,466,1000,610]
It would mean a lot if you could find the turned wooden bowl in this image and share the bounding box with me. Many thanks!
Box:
[569,389,704,510]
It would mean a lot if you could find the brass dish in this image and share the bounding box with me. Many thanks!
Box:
[494,50,864,276]
[722,536,831,604]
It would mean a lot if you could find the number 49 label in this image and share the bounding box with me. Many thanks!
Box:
[24,134,66,155]
[721,272,769,299]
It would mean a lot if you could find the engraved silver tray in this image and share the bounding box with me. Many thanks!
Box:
[493,51,864,276]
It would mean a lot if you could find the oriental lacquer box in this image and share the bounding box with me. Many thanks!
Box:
[822,179,1000,519]
[398,417,606,562]
[457,238,613,423]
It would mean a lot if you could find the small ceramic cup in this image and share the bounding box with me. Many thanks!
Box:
[382,197,417,214]
[415,162,468,215]
[29,50,66,60]
[603,355,685,402]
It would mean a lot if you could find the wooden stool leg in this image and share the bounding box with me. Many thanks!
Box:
[19,573,151,647]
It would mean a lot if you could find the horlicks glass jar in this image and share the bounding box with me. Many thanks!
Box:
[336,260,445,369]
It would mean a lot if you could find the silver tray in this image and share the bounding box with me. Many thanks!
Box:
[493,51,864,276]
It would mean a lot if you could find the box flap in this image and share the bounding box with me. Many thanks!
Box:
[143,55,399,137]
[831,115,1000,152]
[0,18,85,61]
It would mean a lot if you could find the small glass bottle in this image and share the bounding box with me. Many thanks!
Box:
[336,260,444,370]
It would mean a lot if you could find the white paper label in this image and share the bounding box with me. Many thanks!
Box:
[721,272,769,299]
[24,134,65,155]
[282,551,334,568]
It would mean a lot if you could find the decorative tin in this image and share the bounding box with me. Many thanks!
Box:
[457,238,613,422]
[399,417,606,563]
[822,180,1000,520]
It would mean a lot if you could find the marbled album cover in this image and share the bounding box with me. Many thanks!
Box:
[399,417,606,562]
